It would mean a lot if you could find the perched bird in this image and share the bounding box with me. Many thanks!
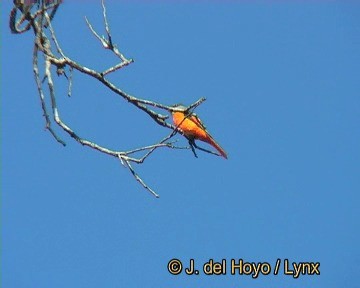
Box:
[171,104,228,159]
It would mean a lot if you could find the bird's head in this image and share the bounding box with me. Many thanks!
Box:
[171,103,188,113]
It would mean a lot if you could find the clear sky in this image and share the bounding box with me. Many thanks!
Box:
[2,1,360,287]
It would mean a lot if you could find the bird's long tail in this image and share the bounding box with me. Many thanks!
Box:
[205,136,228,159]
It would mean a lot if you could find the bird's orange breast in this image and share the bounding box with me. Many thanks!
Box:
[172,112,208,140]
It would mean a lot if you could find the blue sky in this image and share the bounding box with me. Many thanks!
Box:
[2,1,360,287]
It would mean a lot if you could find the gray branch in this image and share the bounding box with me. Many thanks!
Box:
[9,0,206,198]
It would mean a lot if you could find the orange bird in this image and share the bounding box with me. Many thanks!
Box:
[171,104,228,159]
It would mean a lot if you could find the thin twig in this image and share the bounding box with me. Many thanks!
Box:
[33,43,66,146]
[67,66,73,97]
[9,8,31,34]
[84,0,131,75]
[45,12,65,57]
[123,160,159,198]
[85,16,107,47]
[101,59,134,76]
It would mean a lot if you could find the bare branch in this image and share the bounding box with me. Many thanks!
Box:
[9,0,209,198]
[9,7,31,34]
[85,16,108,47]
[33,43,66,146]
[84,0,133,75]
[67,66,73,97]
[101,59,134,76]
[123,160,159,198]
